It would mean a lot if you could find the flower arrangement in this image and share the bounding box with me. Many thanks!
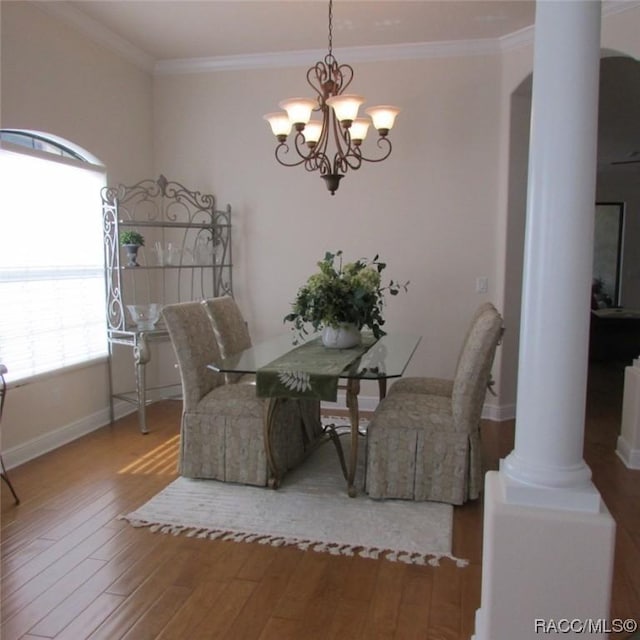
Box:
[284,250,408,342]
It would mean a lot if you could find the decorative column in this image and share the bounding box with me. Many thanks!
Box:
[473,2,616,638]
[500,0,602,509]
[617,356,640,469]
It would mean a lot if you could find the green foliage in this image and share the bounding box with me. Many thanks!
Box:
[119,230,145,246]
[284,250,409,342]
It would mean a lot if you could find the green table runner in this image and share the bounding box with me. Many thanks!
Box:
[256,334,377,402]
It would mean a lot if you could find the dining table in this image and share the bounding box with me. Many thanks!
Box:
[208,331,421,496]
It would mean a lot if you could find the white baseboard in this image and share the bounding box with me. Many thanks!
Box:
[616,434,640,469]
[321,392,379,414]
[483,402,516,422]
[2,400,136,470]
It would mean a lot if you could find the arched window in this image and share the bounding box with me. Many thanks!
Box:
[0,130,108,383]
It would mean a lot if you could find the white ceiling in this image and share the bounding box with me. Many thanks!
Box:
[62,0,536,61]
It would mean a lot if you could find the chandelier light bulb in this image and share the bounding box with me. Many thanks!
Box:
[263,112,292,141]
[279,98,317,130]
[364,106,400,135]
[326,94,365,125]
[349,118,371,145]
[304,120,323,146]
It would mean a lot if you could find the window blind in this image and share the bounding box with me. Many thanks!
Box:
[0,145,108,383]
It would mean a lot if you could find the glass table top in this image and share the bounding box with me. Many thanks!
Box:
[209,332,422,380]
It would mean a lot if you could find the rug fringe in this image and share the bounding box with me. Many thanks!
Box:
[117,514,469,567]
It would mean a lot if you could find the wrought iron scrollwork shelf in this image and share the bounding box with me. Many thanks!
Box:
[102,175,233,433]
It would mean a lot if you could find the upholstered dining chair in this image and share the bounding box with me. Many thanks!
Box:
[385,301,496,399]
[162,301,306,486]
[203,295,323,450]
[365,304,503,505]
[203,296,252,358]
[203,295,253,384]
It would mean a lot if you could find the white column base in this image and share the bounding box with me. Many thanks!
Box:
[616,363,640,470]
[499,458,602,512]
[472,471,616,640]
[616,435,640,469]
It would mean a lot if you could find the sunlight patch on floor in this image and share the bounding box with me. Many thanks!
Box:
[117,435,180,475]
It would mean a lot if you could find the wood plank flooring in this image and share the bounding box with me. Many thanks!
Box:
[1,361,638,639]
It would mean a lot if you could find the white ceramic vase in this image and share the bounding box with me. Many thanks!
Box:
[321,323,361,349]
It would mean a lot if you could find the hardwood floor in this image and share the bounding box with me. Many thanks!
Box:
[1,362,638,639]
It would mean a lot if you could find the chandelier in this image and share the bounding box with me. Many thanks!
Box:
[263,0,400,195]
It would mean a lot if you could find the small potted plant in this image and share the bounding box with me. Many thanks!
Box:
[119,230,145,267]
[284,250,408,348]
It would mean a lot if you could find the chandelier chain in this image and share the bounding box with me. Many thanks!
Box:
[328,0,333,59]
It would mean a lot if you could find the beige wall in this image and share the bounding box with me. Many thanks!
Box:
[0,2,154,459]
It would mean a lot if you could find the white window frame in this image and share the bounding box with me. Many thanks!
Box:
[0,132,108,385]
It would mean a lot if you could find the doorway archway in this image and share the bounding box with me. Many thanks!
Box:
[500,53,640,405]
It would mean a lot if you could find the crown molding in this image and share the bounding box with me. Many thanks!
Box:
[498,24,534,52]
[602,0,640,17]
[497,0,640,54]
[33,1,155,73]
[154,38,504,76]
[154,49,326,76]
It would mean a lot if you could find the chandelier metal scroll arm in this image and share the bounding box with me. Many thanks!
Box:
[304,125,331,174]
[273,142,306,168]
[302,104,333,175]
[307,58,354,104]
[305,152,332,176]
[273,121,334,177]
[329,115,358,174]
[354,136,393,165]
[273,132,316,168]
[336,145,362,173]
[307,62,331,103]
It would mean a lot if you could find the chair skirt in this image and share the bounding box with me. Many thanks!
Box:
[181,384,315,486]
[365,393,482,505]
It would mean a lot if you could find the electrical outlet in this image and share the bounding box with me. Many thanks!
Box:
[476,276,489,294]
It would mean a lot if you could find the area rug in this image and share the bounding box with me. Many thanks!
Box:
[120,418,467,567]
